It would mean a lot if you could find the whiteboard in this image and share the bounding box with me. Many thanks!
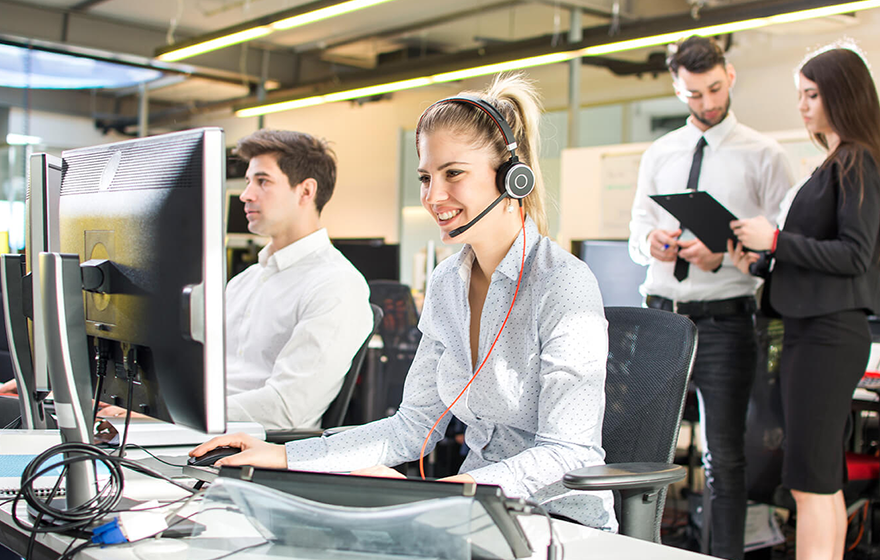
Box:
[599,151,643,238]
[559,129,825,248]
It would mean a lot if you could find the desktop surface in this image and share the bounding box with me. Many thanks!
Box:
[0,447,715,560]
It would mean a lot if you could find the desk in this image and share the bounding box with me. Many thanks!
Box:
[0,449,713,560]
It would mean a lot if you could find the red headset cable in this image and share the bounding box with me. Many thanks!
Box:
[419,203,527,480]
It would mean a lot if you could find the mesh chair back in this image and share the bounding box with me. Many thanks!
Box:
[320,304,383,429]
[368,280,421,351]
[603,306,697,538]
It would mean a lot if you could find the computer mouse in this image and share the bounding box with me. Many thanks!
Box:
[187,446,242,467]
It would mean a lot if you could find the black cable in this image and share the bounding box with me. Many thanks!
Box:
[123,443,188,468]
[13,446,123,532]
[12,441,199,544]
[25,511,43,560]
[91,338,109,425]
[91,374,104,426]
[58,504,225,560]
[118,375,135,457]
[59,527,86,560]
[58,538,94,560]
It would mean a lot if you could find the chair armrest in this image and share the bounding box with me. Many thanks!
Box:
[265,429,325,443]
[562,462,686,492]
[265,425,359,444]
[562,462,685,542]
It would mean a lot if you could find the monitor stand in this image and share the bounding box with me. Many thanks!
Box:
[38,252,97,510]
[0,254,49,429]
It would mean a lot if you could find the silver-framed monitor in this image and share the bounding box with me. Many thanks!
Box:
[44,127,227,441]
[0,153,62,428]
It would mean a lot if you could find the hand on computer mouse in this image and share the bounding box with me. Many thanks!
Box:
[190,433,287,469]
[187,446,243,467]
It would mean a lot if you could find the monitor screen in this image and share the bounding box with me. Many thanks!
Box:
[578,239,647,308]
[226,194,251,235]
[56,128,227,433]
[332,239,399,282]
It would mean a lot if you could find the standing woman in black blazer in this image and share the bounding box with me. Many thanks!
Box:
[730,45,880,560]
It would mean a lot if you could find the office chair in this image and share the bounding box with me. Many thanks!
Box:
[350,280,420,423]
[563,306,697,542]
[265,304,383,443]
[368,280,421,351]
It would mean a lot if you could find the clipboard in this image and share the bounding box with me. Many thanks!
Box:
[649,191,738,253]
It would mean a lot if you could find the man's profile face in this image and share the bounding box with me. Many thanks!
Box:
[673,63,735,130]
[240,153,302,238]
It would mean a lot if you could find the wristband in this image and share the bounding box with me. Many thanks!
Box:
[770,228,780,254]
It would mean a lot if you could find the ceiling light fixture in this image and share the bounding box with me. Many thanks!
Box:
[236,0,880,117]
[156,0,397,62]
[6,133,43,145]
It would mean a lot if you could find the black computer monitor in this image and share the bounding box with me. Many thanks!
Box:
[48,127,227,435]
[332,239,399,282]
[226,194,251,235]
[577,239,647,308]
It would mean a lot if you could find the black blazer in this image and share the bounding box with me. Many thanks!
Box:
[769,147,880,318]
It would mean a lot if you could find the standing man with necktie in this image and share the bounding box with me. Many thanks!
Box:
[628,36,793,560]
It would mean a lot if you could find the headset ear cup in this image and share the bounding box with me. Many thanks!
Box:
[501,162,535,199]
[495,159,515,195]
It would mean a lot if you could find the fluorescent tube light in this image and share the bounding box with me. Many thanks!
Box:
[157,0,396,62]
[237,0,880,117]
[158,27,272,62]
[271,0,396,30]
[6,133,43,145]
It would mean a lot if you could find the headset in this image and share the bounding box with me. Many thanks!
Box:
[418,95,536,237]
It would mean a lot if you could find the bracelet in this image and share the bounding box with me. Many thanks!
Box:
[770,228,780,253]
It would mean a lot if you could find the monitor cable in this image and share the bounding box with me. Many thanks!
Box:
[419,203,526,480]
[91,338,110,426]
[524,500,563,560]
[117,345,139,457]
[12,441,200,557]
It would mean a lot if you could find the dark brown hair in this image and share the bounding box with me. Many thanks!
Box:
[666,36,727,77]
[799,46,880,203]
[235,129,337,214]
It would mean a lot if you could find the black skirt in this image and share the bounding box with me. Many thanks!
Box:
[780,309,870,494]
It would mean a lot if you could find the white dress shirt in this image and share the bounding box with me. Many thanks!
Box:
[284,217,617,531]
[629,113,794,302]
[225,228,373,430]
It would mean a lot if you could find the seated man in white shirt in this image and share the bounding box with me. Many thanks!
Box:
[224,129,373,430]
[0,130,373,431]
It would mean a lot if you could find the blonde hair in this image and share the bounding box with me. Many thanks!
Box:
[416,73,548,236]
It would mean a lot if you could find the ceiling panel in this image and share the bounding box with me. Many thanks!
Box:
[88,0,315,34]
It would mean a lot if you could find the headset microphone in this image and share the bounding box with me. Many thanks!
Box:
[449,192,509,238]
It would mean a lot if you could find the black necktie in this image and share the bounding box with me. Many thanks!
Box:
[674,136,708,282]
